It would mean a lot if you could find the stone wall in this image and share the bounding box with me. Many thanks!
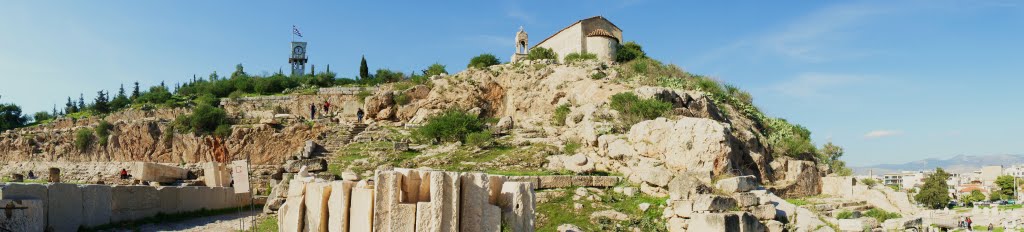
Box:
[220,87,375,122]
[536,23,584,63]
[278,170,536,232]
[0,183,251,231]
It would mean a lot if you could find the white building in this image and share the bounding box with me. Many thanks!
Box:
[1004,164,1024,178]
[512,16,622,63]
[883,171,929,190]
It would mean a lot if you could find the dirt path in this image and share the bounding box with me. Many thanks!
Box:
[104,209,262,232]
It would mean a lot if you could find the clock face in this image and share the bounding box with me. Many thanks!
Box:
[293,46,305,55]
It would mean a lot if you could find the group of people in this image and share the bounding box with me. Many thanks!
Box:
[958,216,999,231]
[308,99,365,123]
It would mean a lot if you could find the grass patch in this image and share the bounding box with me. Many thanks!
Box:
[246,215,279,232]
[786,198,811,206]
[552,104,571,126]
[536,185,667,231]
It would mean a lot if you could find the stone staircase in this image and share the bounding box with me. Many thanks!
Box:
[312,122,368,160]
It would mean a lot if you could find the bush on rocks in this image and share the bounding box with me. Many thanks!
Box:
[467,54,501,69]
[414,109,486,143]
[526,47,558,61]
[564,52,597,63]
[75,128,94,151]
[609,92,672,130]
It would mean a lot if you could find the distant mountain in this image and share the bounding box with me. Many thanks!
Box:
[853,154,1024,175]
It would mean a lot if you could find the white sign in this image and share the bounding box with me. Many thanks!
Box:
[232,160,251,194]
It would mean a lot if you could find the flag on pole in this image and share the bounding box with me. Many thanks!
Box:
[292,25,303,38]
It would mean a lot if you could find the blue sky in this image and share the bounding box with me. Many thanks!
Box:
[1,1,1022,166]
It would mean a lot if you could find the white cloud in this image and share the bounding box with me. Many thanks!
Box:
[864,130,902,139]
[771,72,865,98]
[502,0,535,23]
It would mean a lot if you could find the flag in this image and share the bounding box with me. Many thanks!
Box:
[293,25,303,38]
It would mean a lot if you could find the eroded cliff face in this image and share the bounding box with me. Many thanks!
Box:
[0,109,321,166]
[361,60,824,196]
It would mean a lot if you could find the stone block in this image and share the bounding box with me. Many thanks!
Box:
[538,175,572,189]
[110,185,159,222]
[714,175,758,194]
[305,182,332,232]
[0,183,48,226]
[348,186,375,232]
[764,220,785,232]
[210,187,228,210]
[570,176,592,186]
[667,217,687,232]
[283,158,329,173]
[0,199,45,232]
[394,203,416,232]
[668,172,712,200]
[373,171,405,231]
[688,213,739,232]
[751,204,777,221]
[734,192,759,208]
[46,183,83,232]
[500,182,535,232]
[590,176,620,187]
[80,184,113,227]
[177,186,203,213]
[692,194,736,213]
[156,186,181,213]
[395,168,421,203]
[736,212,764,232]
[203,162,231,187]
[839,218,879,232]
[281,180,307,232]
[327,181,355,232]
[415,171,460,232]
[670,200,694,218]
[461,173,499,232]
[487,176,505,205]
[482,204,501,232]
[132,162,188,183]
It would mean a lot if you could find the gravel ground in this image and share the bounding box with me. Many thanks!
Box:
[104,209,262,232]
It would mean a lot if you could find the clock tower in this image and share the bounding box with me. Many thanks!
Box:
[289,41,308,76]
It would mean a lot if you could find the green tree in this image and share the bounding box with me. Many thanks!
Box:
[131,81,140,100]
[615,41,646,63]
[961,190,986,205]
[33,111,52,122]
[915,168,951,209]
[231,63,248,79]
[77,94,86,111]
[136,86,173,105]
[93,90,109,114]
[110,84,130,111]
[0,96,28,131]
[414,109,486,143]
[65,97,78,114]
[467,54,501,69]
[819,142,852,176]
[373,69,405,84]
[526,47,558,61]
[422,63,447,77]
[359,55,370,81]
[989,191,1005,201]
[994,175,1018,199]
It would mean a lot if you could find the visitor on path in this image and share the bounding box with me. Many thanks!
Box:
[309,103,317,120]
[966,216,973,229]
[323,100,331,114]
[356,108,365,123]
[987,223,994,231]
[119,168,128,179]
[27,170,35,179]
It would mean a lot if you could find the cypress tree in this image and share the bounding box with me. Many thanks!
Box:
[65,97,77,113]
[131,82,140,100]
[77,94,85,111]
[93,90,109,113]
[359,55,369,81]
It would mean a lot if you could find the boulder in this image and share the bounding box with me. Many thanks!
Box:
[558,224,584,232]
[751,204,777,221]
[839,218,880,232]
[764,220,785,232]
[590,210,628,221]
[715,175,758,194]
[734,192,760,207]
[688,213,739,232]
[494,116,514,134]
[692,194,737,213]
[667,172,712,200]
[283,158,328,173]
[667,217,687,232]
[564,154,595,173]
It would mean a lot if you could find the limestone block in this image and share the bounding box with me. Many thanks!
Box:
[668,172,712,200]
[203,162,231,187]
[284,158,329,173]
[488,176,506,205]
[751,204,777,221]
[736,212,764,232]
[538,175,572,189]
[80,184,113,227]
[692,194,737,213]
[505,176,539,190]
[764,220,785,232]
[395,168,421,203]
[394,203,416,232]
[0,183,48,227]
[570,176,592,186]
[590,176,620,187]
[500,182,535,232]
[667,217,687,232]
[177,186,203,213]
[132,162,188,183]
[327,181,355,232]
[373,171,405,231]
[305,182,332,232]
[156,186,181,213]
[821,176,855,198]
[670,200,694,218]
[415,171,460,232]
[110,185,159,222]
[688,213,739,232]
[281,180,308,232]
[46,183,83,232]
[714,175,758,194]
[211,187,229,210]
[839,218,879,232]
[482,204,502,232]
[0,199,45,232]
[461,173,500,232]
[348,186,375,232]
[734,192,759,207]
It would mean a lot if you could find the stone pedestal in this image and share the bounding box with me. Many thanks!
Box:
[280,180,307,232]
[500,182,535,232]
[327,181,355,232]
[415,171,461,232]
[349,182,375,232]
[304,182,332,232]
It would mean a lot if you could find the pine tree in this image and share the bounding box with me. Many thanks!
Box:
[52,105,58,117]
[131,82,141,100]
[110,84,130,111]
[65,97,77,113]
[93,90,109,113]
[77,94,86,111]
[359,55,369,81]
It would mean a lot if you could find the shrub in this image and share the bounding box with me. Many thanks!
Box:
[860,178,878,187]
[552,104,571,126]
[189,105,229,135]
[724,84,753,105]
[590,71,607,80]
[422,63,447,77]
[465,131,493,147]
[415,109,486,143]
[356,90,372,103]
[394,93,411,106]
[863,208,901,222]
[835,210,854,219]
[467,54,501,69]
[214,124,232,138]
[526,47,558,61]
[609,92,673,129]
[33,111,52,123]
[95,121,112,146]
[564,52,597,63]
[616,41,646,63]
[75,128,94,151]
[563,141,581,155]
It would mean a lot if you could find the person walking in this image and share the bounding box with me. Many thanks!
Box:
[356,108,365,123]
[966,216,973,229]
[309,103,317,120]
[323,100,331,115]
